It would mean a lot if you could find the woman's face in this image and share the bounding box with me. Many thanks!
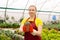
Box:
[29,6,36,17]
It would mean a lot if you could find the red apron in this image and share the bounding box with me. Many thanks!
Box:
[24,17,42,40]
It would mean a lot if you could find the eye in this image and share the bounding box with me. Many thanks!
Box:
[29,9,31,11]
[32,9,35,11]
[29,9,35,11]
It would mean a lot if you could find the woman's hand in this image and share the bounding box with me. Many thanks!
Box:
[31,25,42,36]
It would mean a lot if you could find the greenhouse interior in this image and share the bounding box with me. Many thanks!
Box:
[0,0,60,40]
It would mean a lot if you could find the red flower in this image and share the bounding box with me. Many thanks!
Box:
[23,24,33,33]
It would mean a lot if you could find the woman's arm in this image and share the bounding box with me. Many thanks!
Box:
[31,18,43,36]
[19,18,27,32]
[19,24,24,32]
[31,25,42,36]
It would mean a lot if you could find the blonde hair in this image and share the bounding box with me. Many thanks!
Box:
[29,5,37,11]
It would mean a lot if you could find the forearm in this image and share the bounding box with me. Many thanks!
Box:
[19,25,24,32]
[31,29,42,36]
[19,28,23,32]
[31,26,42,36]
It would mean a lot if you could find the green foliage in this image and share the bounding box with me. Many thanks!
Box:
[43,23,60,30]
[0,33,12,40]
[42,29,60,40]
[0,30,24,40]
[15,29,24,36]
[0,22,20,28]
[12,23,20,28]
[0,30,12,40]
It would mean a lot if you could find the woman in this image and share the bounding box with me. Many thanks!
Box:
[19,5,43,40]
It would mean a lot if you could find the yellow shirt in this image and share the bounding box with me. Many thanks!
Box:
[21,18,43,27]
